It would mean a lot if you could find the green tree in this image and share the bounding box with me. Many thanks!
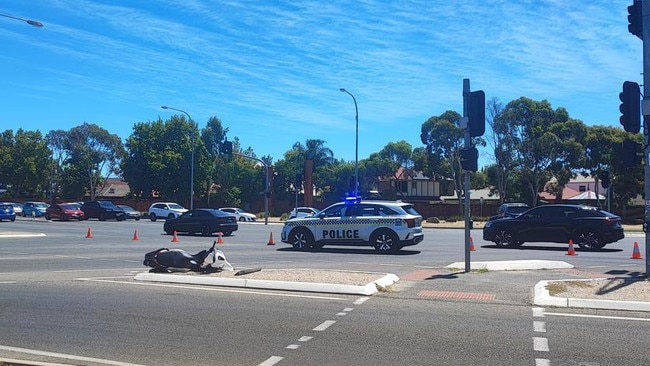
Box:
[420,110,464,212]
[498,98,575,206]
[122,117,194,203]
[63,123,125,201]
[0,129,50,199]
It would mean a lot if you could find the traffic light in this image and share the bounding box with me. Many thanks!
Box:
[460,146,478,172]
[622,139,642,167]
[223,140,233,154]
[468,90,485,137]
[628,0,643,40]
[601,171,610,189]
[619,81,640,133]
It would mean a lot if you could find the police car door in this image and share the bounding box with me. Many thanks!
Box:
[318,203,359,244]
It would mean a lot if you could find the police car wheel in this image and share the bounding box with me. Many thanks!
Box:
[371,230,400,253]
[290,228,314,250]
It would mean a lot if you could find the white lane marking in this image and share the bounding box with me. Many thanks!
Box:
[533,337,549,352]
[336,312,347,316]
[258,356,283,366]
[298,336,313,342]
[343,307,354,312]
[285,344,300,349]
[53,254,92,259]
[533,321,546,333]
[313,320,336,331]
[0,345,146,366]
[0,281,16,284]
[532,307,545,317]
[77,277,347,300]
[353,297,369,305]
[545,312,650,322]
[535,358,551,366]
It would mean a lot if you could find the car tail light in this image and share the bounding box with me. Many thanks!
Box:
[405,219,415,228]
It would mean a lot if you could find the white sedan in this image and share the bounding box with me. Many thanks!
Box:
[219,207,257,222]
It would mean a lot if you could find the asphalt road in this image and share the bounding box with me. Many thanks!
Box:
[0,218,648,365]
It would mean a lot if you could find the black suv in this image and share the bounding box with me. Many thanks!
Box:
[80,200,126,221]
[483,204,624,250]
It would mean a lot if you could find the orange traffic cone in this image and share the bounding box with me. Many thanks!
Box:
[631,241,643,259]
[217,232,224,244]
[171,230,179,242]
[132,229,139,241]
[85,227,93,238]
[566,239,577,256]
[267,231,275,246]
[469,236,476,252]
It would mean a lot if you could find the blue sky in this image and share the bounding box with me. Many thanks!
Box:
[0,1,641,167]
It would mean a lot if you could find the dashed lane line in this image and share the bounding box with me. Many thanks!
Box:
[313,320,337,331]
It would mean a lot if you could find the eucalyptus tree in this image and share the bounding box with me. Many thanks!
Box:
[486,97,516,203]
[420,110,464,212]
[63,123,125,201]
[200,116,229,205]
[45,129,68,201]
[583,125,633,205]
[498,98,580,206]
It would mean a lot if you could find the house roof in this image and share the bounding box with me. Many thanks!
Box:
[538,186,580,200]
[567,190,606,200]
[96,179,131,198]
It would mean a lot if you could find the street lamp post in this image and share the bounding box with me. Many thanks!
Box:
[0,13,43,27]
[339,88,359,197]
[161,105,196,210]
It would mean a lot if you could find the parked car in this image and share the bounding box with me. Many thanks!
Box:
[80,200,126,221]
[45,203,85,221]
[483,204,624,250]
[163,209,238,236]
[7,202,23,216]
[0,203,16,222]
[148,202,187,221]
[22,201,49,217]
[117,205,141,220]
[219,207,257,222]
[281,199,423,253]
[287,207,320,220]
[488,202,529,221]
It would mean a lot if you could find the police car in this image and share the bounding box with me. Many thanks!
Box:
[281,198,424,253]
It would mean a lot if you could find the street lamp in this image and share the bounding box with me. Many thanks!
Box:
[0,13,43,27]
[161,105,196,210]
[339,88,359,197]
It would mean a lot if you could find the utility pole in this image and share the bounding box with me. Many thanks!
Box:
[642,0,650,275]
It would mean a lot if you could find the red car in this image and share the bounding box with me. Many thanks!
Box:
[45,203,85,221]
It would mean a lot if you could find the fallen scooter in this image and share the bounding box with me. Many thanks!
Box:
[143,241,233,273]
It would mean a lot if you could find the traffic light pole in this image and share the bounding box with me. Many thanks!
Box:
[642,0,650,276]
[463,79,472,273]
